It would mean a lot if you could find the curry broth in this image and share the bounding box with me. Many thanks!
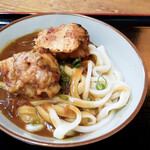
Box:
[0,32,55,137]
[0,31,84,138]
[0,31,38,60]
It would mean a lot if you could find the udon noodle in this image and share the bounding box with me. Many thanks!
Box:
[18,44,130,139]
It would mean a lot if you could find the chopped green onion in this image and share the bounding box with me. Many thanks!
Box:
[72,58,82,68]
[87,97,91,101]
[95,75,107,90]
[73,63,81,68]
[59,94,68,100]
[61,72,70,82]
[96,83,106,90]
[72,58,81,66]
[31,118,40,126]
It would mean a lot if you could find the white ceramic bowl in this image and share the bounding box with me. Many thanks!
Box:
[0,13,147,147]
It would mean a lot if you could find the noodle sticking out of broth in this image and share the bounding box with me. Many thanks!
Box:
[23,44,131,139]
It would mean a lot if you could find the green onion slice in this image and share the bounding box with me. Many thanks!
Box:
[73,63,81,68]
[31,118,40,126]
[87,97,91,101]
[72,58,81,66]
[59,94,68,100]
[96,75,107,90]
[61,72,70,82]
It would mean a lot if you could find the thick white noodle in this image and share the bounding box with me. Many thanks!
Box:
[74,110,115,132]
[78,75,86,95]
[97,81,130,120]
[49,107,62,128]
[90,76,112,97]
[88,44,104,66]
[108,64,123,81]
[48,105,81,139]
[90,45,112,76]
[52,90,113,108]
[83,60,93,100]
[81,111,97,125]
[28,44,131,139]
[26,124,44,132]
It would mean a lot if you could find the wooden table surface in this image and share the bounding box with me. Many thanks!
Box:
[0,0,150,15]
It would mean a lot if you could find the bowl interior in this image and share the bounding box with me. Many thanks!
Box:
[0,14,146,146]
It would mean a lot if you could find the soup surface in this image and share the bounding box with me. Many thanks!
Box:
[0,32,55,137]
[0,24,130,140]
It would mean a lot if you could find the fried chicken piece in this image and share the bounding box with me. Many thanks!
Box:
[0,49,60,98]
[34,23,89,59]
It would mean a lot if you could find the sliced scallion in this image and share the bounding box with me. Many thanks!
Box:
[73,63,81,68]
[61,72,70,83]
[87,97,91,101]
[72,58,81,66]
[95,75,107,90]
[72,58,82,68]
[31,118,40,126]
[59,94,68,100]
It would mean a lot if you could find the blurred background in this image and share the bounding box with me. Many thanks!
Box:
[0,0,150,15]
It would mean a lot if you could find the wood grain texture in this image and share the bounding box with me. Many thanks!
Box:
[136,27,150,94]
[0,0,150,14]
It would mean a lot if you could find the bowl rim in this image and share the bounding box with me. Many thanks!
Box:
[0,13,148,147]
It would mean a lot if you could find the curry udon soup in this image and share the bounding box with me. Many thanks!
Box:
[0,25,130,139]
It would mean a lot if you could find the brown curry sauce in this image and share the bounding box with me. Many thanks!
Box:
[0,31,86,138]
[0,31,55,137]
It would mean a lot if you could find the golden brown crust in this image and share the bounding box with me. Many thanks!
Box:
[34,23,89,58]
[0,49,60,98]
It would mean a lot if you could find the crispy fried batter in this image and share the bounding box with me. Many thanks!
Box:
[34,23,89,59]
[0,49,60,98]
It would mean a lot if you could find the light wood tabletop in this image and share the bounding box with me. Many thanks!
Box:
[0,0,150,15]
